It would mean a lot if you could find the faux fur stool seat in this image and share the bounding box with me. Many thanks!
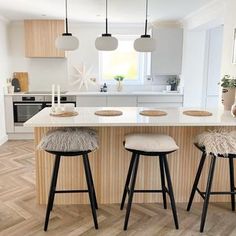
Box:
[195,130,236,157]
[38,127,99,152]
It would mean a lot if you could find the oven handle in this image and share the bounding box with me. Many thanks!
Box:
[14,103,44,106]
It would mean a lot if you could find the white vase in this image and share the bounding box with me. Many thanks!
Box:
[117,81,123,92]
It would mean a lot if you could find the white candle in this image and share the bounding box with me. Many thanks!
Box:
[57,85,61,107]
[52,84,55,107]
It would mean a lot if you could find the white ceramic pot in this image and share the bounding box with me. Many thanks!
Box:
[222,88,236,110]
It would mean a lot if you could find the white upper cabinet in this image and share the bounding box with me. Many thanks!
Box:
[151,27,183,75]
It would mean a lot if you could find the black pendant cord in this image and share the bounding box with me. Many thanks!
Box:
[144,0,148,35]
[102,0,111,37]
[106,0,108,34]
[141,0,150,38]
[63,0,72,36]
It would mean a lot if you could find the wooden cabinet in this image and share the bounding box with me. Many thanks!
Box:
[24,20,65,58]
[152,27,183,75]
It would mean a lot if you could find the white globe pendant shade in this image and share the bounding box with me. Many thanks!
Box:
[134,36,156,52]
[55,34,79,51]
[95,35,118,51]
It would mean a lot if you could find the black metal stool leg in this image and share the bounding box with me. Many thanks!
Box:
[83,154,98,230]
[86,156,98,210]
[120,152,136,210]
[159,156,167,209]
[124,154,140,231]
[229,157,235,211]
[187,152,207,211]
[44,155,61,231]
[162,155,179,230]
[200,155,216,233]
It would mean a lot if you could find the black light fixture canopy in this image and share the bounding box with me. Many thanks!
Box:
[55,0,79,51]
[134,0,156,52]
[95,0,118,51]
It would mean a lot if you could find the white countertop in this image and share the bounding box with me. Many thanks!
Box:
[5,91,183,96]
[24,107,236,127]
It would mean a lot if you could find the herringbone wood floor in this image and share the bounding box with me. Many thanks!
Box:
[1,141,236,236]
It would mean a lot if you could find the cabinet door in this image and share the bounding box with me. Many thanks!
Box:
[138,102,183,108]
[107,96,137,107]
[152,28,183,75]
[137,95,183,103]
[24,20,65,58]
[4,96,14,133]
[76,96,107,107]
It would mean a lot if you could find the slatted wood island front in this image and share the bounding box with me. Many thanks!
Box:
[25,107,236,205]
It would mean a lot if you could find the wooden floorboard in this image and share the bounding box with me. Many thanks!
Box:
[0,140,236,236]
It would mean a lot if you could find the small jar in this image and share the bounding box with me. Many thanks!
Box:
[231,102,236,117]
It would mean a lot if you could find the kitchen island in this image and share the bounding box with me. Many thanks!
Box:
[25,107,236,205]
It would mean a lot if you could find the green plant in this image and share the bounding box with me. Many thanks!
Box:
[219,75,236,88]
[114,75,125,82]
[167,77,180,86]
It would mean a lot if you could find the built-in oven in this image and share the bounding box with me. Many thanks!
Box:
[13,96,44,126]
[13,95,77,126]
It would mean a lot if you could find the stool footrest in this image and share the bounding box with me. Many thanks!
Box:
[126,186,167,194]
[134,190,163,193]
[55,190,88,194]
[196,187,236,200]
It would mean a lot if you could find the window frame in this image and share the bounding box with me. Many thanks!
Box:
[98,34,151,85]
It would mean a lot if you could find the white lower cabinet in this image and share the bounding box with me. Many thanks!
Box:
[137,102,182,108]
[76,96,107,107]
[107,96,137,107]
[76,95,183,107]
[4,96,14,133]
[137,95,183,108]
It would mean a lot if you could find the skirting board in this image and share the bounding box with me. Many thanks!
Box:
[0,135,8,146]
[7,133,34,140]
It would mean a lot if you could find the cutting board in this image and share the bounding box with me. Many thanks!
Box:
[13,72,29,92]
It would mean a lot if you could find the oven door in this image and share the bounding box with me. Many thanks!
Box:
[13,102,44,125]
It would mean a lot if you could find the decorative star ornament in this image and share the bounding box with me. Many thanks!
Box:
[70,63,97,90]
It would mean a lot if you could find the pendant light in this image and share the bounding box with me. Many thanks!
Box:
[55,0,79,51]
[134,0,156,52]
[95,0,118,51]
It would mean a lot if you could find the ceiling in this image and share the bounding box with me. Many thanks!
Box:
[0,0,214,23]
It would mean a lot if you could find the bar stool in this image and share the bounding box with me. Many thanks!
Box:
[187,132,236,232]
[120,133,179,230]
[38,127,99,231]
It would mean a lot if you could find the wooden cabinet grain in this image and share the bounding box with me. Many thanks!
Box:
[24,20,65,58]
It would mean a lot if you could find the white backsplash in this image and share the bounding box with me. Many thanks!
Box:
[68,75,181,93]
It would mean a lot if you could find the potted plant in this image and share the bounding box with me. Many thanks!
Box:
[219,75,236,110]
[114,75,125,92]
[167,77,180,91]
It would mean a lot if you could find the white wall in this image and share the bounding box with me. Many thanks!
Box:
[221,0,236,76]
[182,30,207,107]
[8,21,144,91]
[0,17,10,144]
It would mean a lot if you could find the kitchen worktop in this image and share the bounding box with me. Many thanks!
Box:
[24,107,236,127]
[31,107,236,205]
[5,91,183,96]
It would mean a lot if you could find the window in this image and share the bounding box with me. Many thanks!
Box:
[99,35,150,84]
